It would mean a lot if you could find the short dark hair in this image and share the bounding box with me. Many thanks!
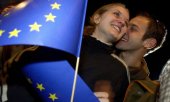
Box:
[137,12,167,56]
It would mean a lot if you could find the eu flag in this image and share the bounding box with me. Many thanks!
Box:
[0,0,87,57]
[23,60,99,102]
[0,0,100,101]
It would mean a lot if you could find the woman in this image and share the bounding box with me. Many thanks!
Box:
[79,2,130,102]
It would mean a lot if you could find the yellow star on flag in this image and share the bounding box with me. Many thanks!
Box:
[36,83,45,91]
[51,2,61,10]
[0,30,5,36]
[45,13,56,22]
[9,28,21,38]
[29,22,42,32]
[49,93,58,101]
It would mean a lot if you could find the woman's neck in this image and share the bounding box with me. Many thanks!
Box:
[91,32,112,46]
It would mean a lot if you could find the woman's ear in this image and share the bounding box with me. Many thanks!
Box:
[143,38,157,49]
[93,14,101,24]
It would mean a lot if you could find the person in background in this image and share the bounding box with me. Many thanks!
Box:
[79,2,130,102]
[0,45,36,102]
[115,12,167,81]
[159,58,170,102]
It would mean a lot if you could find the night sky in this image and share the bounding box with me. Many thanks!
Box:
[0,0,170,79]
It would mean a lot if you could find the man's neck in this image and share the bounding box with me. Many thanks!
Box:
[119,50,144,68]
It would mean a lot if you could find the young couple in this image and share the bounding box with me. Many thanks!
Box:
[80,2,166,102]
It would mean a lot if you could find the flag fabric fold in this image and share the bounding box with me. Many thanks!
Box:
[23,60,99,102]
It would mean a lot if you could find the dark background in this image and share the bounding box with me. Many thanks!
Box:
[0,0,170,80]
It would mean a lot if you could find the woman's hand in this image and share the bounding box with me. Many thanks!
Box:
[94,92,110,102]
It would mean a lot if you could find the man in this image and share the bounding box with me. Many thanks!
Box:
[115,12,167,81]
[95,12,167,102]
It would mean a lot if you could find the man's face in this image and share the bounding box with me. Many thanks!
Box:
[115,16,150,51]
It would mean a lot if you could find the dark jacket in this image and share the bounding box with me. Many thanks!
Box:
[79,36,129,102]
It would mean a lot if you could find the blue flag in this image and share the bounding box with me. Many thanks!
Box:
[0,0,100,101]
[0,0,87,57]
[23,61,99,102]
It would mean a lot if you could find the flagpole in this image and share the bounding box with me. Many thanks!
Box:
[67,0,88,101]
[70,57,80,102]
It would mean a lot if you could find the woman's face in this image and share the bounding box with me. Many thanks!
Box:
[94,6,129,43]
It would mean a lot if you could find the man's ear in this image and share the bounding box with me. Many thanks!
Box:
[93,14,101,24]
[143,38,157,49]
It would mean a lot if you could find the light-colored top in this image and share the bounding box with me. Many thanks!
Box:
[159,59,170,102]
